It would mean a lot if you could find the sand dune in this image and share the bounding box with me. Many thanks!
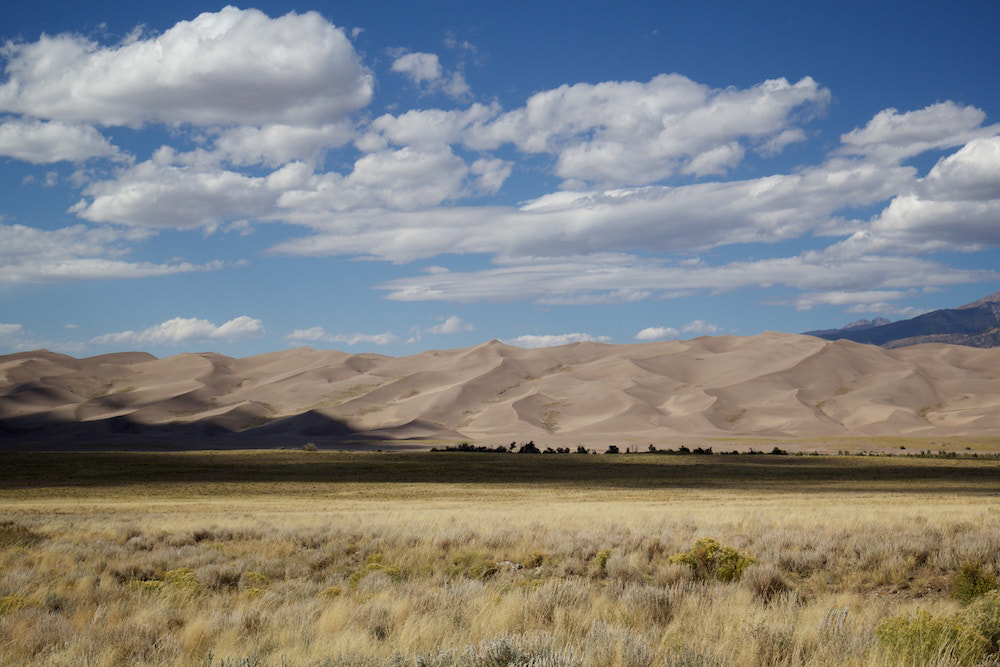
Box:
[3,333,1000,448]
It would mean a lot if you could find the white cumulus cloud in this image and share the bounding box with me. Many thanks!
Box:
[463,74,829,186]
[839,102,1000,163]
[635,326,680,340]
[1,5,996,330]
[92,316,264,346]
[425,315,473,335]
[366,74,827,187]
[921,135,1000,202]
[390,51,469,100]
[214,123,354,166]
[0,7,373,126]
[270,155,911,262]
[73,145,481,230]
[636,320,719,340]
[71,147,284,229]
[362,103,500,149]
[391,52,442,84]
[0,119,120,163]
[833,134,1000,256]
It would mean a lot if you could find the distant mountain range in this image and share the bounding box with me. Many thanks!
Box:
[805,291,1000,349]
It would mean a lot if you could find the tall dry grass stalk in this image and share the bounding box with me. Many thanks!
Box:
[2,457,1000,665]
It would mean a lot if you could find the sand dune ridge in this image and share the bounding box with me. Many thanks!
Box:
[3,333,1000,447]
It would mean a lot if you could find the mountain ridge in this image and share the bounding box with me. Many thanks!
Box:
[805,290,1000,348]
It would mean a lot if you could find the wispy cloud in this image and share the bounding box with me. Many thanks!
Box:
[504,333,612,348]
[377,252,996,305]
[682,320,720,334]
[285,327,398,346]
[0,223,226,284]
[0,322,90,354]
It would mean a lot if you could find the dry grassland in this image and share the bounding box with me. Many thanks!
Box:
[2,450,1000,666]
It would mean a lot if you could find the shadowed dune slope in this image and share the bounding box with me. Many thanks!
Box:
[2,333,1000,447]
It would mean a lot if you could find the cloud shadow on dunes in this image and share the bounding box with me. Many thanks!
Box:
[0,408,387,452]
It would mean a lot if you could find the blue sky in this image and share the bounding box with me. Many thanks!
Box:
[1,1,999,357]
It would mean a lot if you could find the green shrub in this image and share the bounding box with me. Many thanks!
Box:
[590,549,612,576]
[446,553,498,580]
[668,538,755,582]
[953,561,998,603]
[876,608,990,666]
[349,553,405,587]
[162,567,202,595]
[961,590,1000,653]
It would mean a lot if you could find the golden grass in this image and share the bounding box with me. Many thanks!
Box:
[2,451,1000,665]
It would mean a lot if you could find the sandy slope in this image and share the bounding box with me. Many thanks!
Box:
[2,333,1000,447]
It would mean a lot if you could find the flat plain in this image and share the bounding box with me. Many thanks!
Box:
[4,449,1000,666]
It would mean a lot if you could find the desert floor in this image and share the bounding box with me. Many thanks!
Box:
[3,448,1000,666]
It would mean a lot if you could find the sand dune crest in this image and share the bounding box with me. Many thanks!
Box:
[2,334,1000,447]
